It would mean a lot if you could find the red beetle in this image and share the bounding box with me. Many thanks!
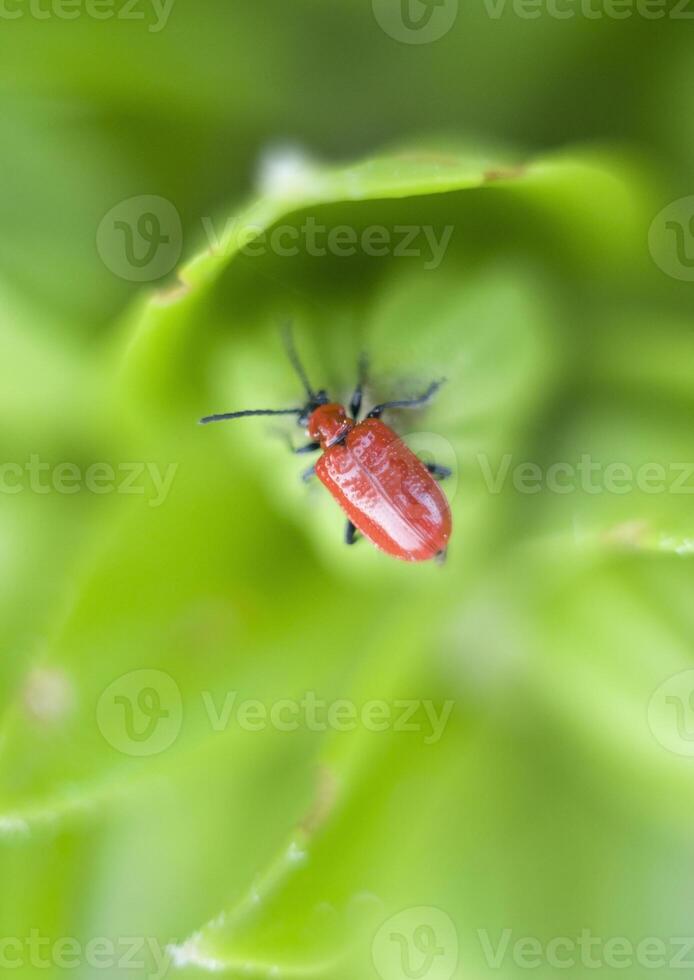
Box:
[200,330,452,562]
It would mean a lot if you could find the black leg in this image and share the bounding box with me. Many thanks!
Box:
[366,379,445,420]
[349,353,368,420]
[345,520,359,545]
[435,548,448,565]
[349,387,362,421]
[298,443,320,481]
[273,430,320,455]
[426,462,451,481]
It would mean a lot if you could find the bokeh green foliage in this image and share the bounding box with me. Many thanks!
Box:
[1,4,694,979]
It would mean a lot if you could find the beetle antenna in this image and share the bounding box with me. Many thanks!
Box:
[281,321,317,401]
[199,408,304,425]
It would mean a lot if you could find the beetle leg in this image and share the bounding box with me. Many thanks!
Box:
[297,443,320,481]
[349,387,362,421]
[366,378,445,419]
[426,462,452,481]
[435,548,448,565]
[271,430,319,454]
[349,353,368,420]
[345,520,359,545]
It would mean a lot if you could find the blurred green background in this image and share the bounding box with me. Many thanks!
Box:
[2,2,694,978]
